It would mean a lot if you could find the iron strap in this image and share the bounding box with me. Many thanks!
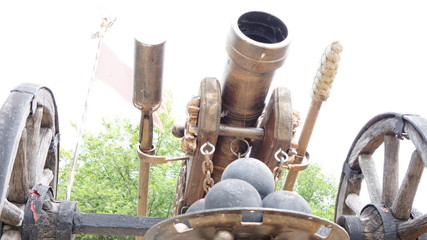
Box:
[362,204,397,240]
[342,161,363,182]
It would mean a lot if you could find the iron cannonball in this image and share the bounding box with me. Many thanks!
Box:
[185,198,205,214]
[262,190,312,214]
[204,179,262,222]
[221,157,274,198]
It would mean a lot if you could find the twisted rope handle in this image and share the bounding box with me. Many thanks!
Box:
[311,41,343,101]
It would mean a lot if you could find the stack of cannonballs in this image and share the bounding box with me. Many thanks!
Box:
[185,157,311,222]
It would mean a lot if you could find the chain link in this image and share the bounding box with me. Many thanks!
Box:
[201,141,215,193]
[172,162,187,216]
[272,148,289,187]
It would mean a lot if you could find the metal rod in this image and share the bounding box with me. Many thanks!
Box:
[218,125,264,140]
[172,123,264,140]
[133,39,165,240]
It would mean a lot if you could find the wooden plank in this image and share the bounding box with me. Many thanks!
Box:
[359,154,382,204]
[392,150,424,220]
[383,135,399,206]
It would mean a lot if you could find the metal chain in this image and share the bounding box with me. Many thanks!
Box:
[172,162,187,216]
[272,148,289,187]
[201,141,215,193]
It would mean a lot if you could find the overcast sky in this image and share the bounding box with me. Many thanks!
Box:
[1,1,427,206]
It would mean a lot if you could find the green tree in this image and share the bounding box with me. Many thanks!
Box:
[293,163,337,221]
[57,96,182,239]
[276,162,337,221]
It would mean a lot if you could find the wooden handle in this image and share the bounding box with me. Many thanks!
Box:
[284,41,343,191]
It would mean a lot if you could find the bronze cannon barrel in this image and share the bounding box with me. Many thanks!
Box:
[212,11,291,181]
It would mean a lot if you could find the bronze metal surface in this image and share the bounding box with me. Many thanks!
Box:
[212,11,291,181]
[145,208,349,240]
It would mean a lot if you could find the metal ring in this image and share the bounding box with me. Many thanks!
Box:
[230,138,250,157]
[274,148,289,164]
[200,141,215,155]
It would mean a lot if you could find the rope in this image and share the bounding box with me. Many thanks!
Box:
[65,17,116,200]
[311,41,343,101]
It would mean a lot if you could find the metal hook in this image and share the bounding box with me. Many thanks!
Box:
[230,138,250,158]
[200,141,215,155]
[274,148,289,165]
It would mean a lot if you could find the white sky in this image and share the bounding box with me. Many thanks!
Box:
[1,0,427,207]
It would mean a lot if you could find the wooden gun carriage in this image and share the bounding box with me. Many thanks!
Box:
[1,10,427,240]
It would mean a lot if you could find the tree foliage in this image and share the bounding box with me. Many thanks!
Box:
[57,96,181,239]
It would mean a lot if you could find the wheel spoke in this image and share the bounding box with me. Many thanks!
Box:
[0,200,24,226]
[26,107,43,186]
[8,129,29,204]
[397,213,427,239]
[345,193,364,216]
[40,169,54,186]
[392,150,424,220]
[383,134,399,206]
[359,154,382,204]
[26,107,54,187]
[0,229,21,240]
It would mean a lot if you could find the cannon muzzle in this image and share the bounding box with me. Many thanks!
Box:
[222,11,290,126]
[212,11,291,180]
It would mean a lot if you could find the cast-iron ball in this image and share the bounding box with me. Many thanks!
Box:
[204,179,262,222]
[221,157,274,198]
[185,198,205,214]
[262,190,312,214]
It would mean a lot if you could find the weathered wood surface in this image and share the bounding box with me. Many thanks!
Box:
[284,100,321,191]
[397,213,427,239]
[345,193,364,216]
[335,113,427,239]
[251,87,293,171]
[0,229,21,240]
[391,150,424,220]
[335,115,398,219]
[0,84,59,236]
[0,200,23,226]
[183,78,221,207]
[383,134,399,206]
[359,154,382,204]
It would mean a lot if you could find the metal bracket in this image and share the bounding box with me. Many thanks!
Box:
[394,113,408,139]
[22,184,52,240]
[343,161,364,182]
[56,201,77,240]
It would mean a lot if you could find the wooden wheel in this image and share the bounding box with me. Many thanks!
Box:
[335,112,427,239]
[0,83,59,239]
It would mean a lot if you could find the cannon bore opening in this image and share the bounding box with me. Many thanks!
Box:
[237,11,288,44]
